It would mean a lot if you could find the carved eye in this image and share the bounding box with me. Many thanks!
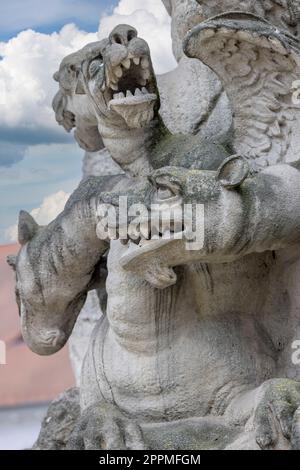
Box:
[89,58,104,79]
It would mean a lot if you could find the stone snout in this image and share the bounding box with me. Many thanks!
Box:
[8,205,108,357]
[77,24,159,130]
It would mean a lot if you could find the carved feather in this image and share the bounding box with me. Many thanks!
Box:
[184,12,300,170]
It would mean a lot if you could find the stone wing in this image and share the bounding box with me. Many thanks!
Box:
[184,12,300,170]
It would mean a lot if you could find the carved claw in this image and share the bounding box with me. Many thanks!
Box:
[253,379,300,449]
[67,403,147,450]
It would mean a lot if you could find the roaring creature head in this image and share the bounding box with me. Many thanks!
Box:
[162,0,299,60]
[53,25,159,152]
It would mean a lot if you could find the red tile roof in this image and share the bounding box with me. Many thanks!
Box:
[0,244,75,407]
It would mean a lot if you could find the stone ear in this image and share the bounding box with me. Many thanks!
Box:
[216,155,250,189]
[18,211,39,245]
[7,255,17,272]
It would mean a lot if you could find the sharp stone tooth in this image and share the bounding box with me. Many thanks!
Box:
[114,66,123,78]
[122,59,131,69]
[110,83,118,91]
[135,88,142,96]
[141,57,150,69]
[119,92,125,98]
[133,57,140,65]
[126,90,133,97]
[142,87,148,94]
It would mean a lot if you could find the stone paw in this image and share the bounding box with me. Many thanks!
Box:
[253,379,300,450]
[67,403,147,450]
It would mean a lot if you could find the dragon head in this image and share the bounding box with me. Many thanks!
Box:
[118,155,252,288]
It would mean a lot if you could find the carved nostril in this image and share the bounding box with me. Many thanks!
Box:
[127,30,137,42]
[112,34,123,45]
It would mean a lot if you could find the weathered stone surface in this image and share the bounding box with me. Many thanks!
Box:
[69,291,102,385]
[33,388,80,450]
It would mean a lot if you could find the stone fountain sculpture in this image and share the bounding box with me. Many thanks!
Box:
[7,0,300,450]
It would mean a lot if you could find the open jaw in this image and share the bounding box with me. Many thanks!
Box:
[118,220,190,289]
[107,55,158,128]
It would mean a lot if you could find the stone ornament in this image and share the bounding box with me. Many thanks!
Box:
[8,2,300,450]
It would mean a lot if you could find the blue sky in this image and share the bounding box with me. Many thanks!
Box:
[0,0,118,243]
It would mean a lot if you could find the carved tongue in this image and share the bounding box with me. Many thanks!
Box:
[109,91,157,128]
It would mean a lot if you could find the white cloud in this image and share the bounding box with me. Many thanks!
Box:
[6,190,70,242]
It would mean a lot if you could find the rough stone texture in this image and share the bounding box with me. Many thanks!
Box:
[157,56,231,138]
[33,388,80,450]
[8,2,300,451]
